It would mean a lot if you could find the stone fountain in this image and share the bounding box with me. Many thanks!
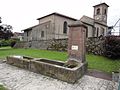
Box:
[7,21,88,83]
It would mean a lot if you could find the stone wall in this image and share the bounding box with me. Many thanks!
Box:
[47,39,68,51]
[14,41,29,48]
[14,39,68,51]
[14,37,104,55]
[86,36,105,55]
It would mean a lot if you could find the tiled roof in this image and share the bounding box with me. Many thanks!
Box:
[80,15,94,26]
[80,15,107,27]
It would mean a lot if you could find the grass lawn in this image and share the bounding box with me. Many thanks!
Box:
[0,47,120,73]
[0,47,67,61]
[86,54,120,73]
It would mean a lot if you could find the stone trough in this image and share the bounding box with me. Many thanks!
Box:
[30,58,87,83]
[6,55,33,69]
[6,56,87,83]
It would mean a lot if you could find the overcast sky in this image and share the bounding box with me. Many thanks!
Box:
[0,0,120,32]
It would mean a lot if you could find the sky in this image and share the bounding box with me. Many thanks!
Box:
[0,0,120,32]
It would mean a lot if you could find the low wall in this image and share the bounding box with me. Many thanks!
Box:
[14,37,104,55]
[14,39,68,51]
[86,36,105,55]
[47,39,68,51]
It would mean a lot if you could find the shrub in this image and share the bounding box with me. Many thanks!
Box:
[0,39,19,47]
[103,36,120,59]
[0,39,11,46]
[10,39,20,47]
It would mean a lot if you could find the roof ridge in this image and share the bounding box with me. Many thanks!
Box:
[37,12,77,21]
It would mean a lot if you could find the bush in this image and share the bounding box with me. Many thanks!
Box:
[10,39,20,47]
[103,36,120,59]
[0,39,19,47]
[0,39,11,47]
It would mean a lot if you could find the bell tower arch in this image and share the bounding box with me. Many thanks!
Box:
[93,3,109,24]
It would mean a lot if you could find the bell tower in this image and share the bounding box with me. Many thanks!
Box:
[93,3,109,24]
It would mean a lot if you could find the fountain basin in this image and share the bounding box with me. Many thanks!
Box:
[6,55,34,69]
[6,56,87,83]
[30,59,87,83]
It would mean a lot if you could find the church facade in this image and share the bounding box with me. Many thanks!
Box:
[23,13,77,41]
[23,3,109,41]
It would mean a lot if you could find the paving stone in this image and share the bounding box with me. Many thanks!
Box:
[0,63,118,90]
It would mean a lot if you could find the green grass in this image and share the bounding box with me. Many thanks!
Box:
[86,54,120,73]
[0,47,67,61]
[0,47,120,73]
[0,85,7,90]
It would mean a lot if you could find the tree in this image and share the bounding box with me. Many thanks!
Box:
[0,17,13,40]
[0,17,2,23]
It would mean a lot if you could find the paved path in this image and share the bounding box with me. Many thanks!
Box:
[0,62,118,90]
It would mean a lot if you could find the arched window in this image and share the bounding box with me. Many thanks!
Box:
[96,8,100,15]
[93,27,96,37]
[97,27,99,37]
[104,9,107,15]
[101,28,105,36]
[86,27,88,38]
[41,31,44,37]
[63,21,67,34]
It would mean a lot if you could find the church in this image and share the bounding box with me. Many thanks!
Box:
[23,3,109,41]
